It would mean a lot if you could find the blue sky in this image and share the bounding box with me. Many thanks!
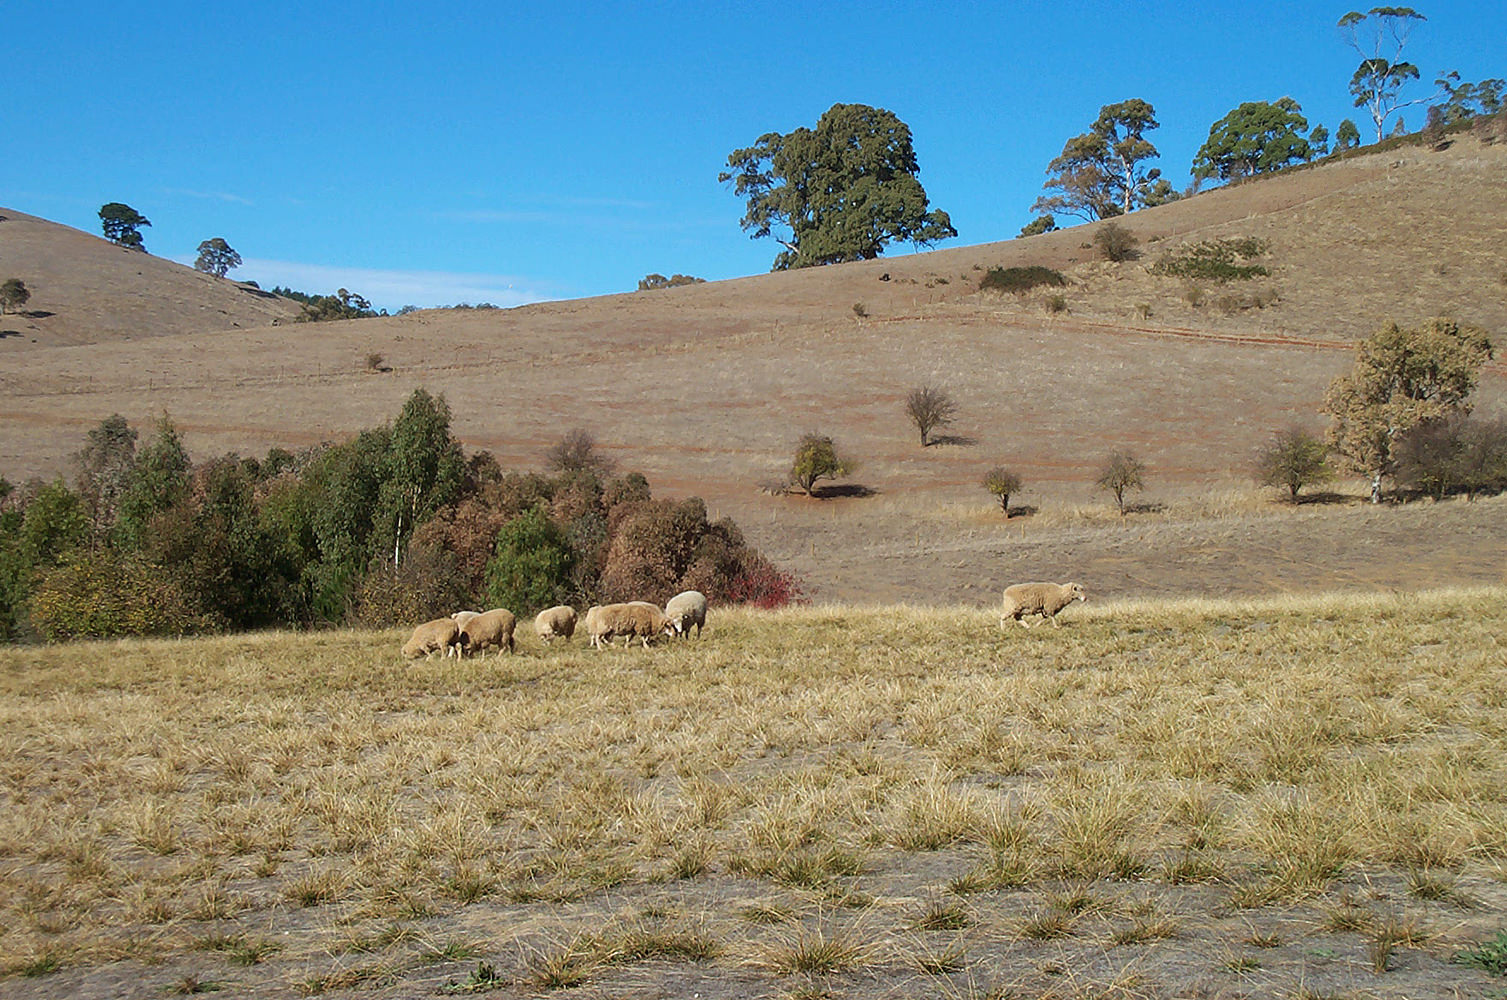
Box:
[6,1,1503,311]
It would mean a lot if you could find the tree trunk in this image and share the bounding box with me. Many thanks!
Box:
[1369,470,1384,504]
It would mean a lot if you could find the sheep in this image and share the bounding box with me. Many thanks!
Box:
[459,608,517,657]
[999,581,1087,630]
[587,602,669,649]
[449,611,481,656]
[663,590,708,639]
[534,605,577,643]
[402,617,461,659]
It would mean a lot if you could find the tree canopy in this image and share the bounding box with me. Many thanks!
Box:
[1192,98,1313,182]
[194,238,242,278]
[720,103,956,270]
[1323,317,1493,502]
[98,203,151,251]
[1033,100,1169,222]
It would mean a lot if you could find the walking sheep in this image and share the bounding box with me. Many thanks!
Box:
[402,617,462,659]
[534,605,577,643]
[663,590,708,639]
[587,602,669,649]
[1000,581,1086,630]
[459,608,517,657]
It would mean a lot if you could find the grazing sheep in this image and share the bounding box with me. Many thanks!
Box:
[459,608,517,657]
[449,611,481,656]
[1000,581,1087,630]
[663,590,708,639]
[534,605,578,643]
[402,617,461,659]
[587,602,669,649]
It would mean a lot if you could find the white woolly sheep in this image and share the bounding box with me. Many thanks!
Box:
[402,617,461,659]
[449,611,481,656]
[1000,581,1086,630]
[534,605,577,643]
[459,608,517,657]
[588,602,669,649]
[663,590,708,639]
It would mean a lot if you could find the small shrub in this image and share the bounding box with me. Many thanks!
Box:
[852,302,868,319]
[1453,929,1507,975]
[1043,293,1068,314]
[905,386,958,446]
[978,266,1066,295]
[1017,214,1057,238]
[1182,284,1206,308]
[1093,221,1139,262]
[1150,238,1270,282]
[1096,450,1147,515]
[1134,302,1152,321]
[1255,427,1334,502]
[789,433,851,495]
[364,352,385,372]
[637,273,705,291]
[982,467,1023,517]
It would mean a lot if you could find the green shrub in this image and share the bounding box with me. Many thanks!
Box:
[1149,238,1270,282]
[1044,293,1068,314]
[978,266,1066,295]
[1453,929,1507,975]
[484,506,576,614]
[30,551,214,640]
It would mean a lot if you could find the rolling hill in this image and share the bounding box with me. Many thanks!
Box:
[2,137,1505,603]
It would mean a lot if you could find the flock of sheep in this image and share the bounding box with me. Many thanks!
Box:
[400,581,1086,659]
[400,590,709,659]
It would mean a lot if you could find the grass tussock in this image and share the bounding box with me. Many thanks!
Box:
[1,588,1504,993]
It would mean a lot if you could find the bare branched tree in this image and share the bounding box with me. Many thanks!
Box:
[905,386,958,446]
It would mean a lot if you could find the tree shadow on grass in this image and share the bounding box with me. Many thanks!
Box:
[20,310,53,319]
[1004,505,1039,519]
[929,434,978,448]
[1292,491,1359,506]
[810,483,879,499]
[0,330,22,339]
[1121,501,1168,515]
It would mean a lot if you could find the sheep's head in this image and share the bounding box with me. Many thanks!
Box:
[1067,583,1087,602]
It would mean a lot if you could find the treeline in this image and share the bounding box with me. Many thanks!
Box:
[0,391,800,642]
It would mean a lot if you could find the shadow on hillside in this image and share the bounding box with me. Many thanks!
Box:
[20,310,53,319]
[238,285,281,300]
[0,330,21,339]
[1293,491,1358,506]
[929,434,978,448]
[1004,505,1039,519]
[810,483,879,499]
[1122,501,1168,515]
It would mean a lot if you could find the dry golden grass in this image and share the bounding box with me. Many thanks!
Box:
[1,588,1505,997]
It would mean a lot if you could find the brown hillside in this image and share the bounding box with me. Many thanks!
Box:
[0,208,300,346]
[2,140,1505,604]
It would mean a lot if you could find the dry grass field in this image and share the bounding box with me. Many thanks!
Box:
[4,139,1507,604]
[2,591,1505,998]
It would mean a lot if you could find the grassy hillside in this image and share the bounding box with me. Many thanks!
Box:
[0,209,300,347]
[2,139,1505,604]
[2,592,1505,998]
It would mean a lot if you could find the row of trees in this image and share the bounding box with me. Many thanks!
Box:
[1015,7,1502,233]
[792,316,1498,514]
[0,393,800,642]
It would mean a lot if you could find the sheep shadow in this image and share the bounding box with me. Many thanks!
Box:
[928,434,978,448]
[20,310,53,319]
[810,483,879,499]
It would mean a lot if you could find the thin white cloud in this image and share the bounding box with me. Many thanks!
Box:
[210,258,562,312]
[163,187,255,206]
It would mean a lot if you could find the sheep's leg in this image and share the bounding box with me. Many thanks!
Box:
[1049,614,1061,629]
